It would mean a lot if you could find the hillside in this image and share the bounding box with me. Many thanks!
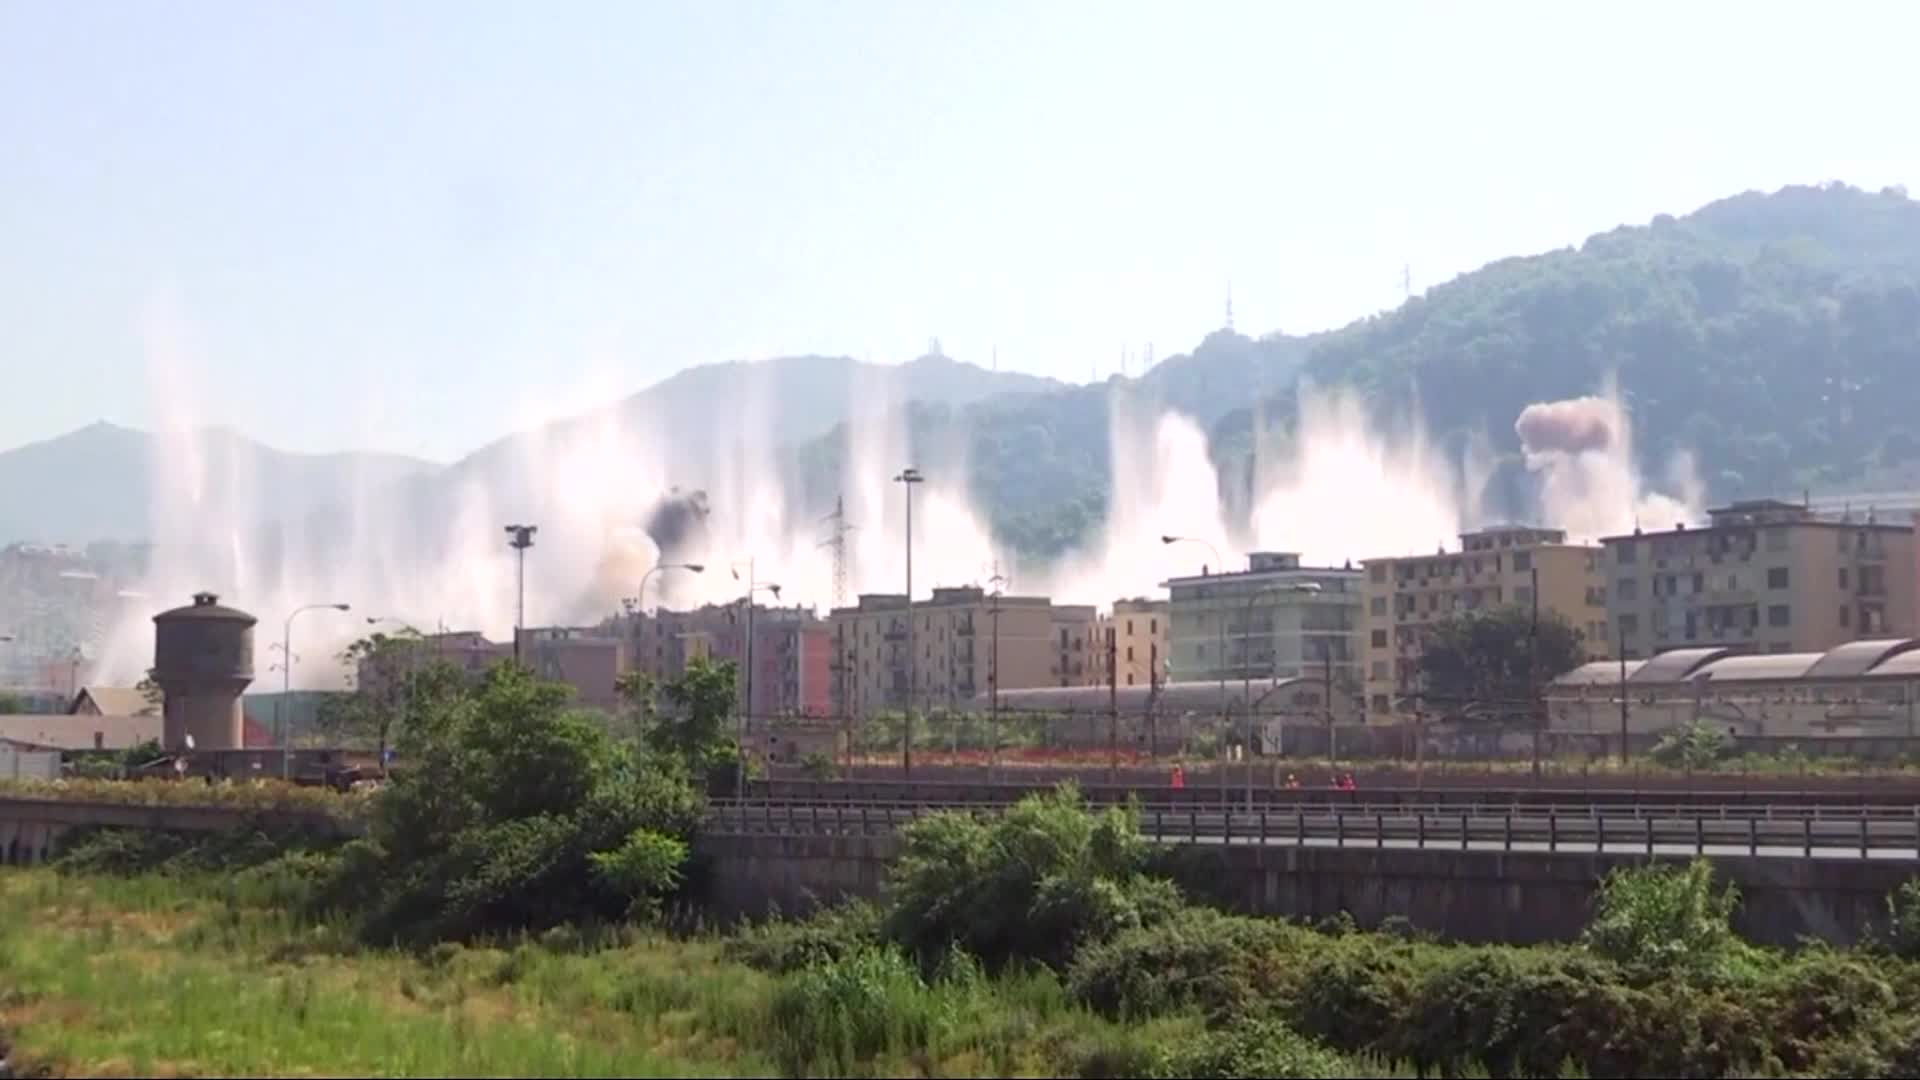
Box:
[0,422,438,546]
[0,353,1058,547]
[8,182,1920,564]
[784,183,1920,554]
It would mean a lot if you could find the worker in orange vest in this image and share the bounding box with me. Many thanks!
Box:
[1171,764,1185,789]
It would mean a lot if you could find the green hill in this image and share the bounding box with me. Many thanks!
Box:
[890,181,1920,554]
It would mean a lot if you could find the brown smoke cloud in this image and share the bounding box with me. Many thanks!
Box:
[1514,396,1619,456]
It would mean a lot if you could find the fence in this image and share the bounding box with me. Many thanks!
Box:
[0,746,59,781]
[705,798,1920,860]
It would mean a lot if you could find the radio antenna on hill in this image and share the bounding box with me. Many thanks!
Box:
[1401,263,1414,300]
[818,495,855,607]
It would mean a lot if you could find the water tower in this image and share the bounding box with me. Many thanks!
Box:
[151,592,256,750]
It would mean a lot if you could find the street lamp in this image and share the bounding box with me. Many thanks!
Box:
[731,560,781,796]
[279,602,351,779]
[896,467,925,778]
[504,524,538,661]
[1161,534,1227,767]
[637,562,705,614]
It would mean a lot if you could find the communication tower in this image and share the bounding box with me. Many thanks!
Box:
[818,495,855,608]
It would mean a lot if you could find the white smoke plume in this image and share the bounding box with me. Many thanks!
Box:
[97,323,1699,688]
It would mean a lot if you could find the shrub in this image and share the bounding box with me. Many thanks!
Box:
[767,945,940,1077]
[1883,878,1920,960]
[314,662,709,945]
[1649,720,1731,771]
[1285,935,1423,1059]
[883,784,1180,970]
[725,901,884,974]
[1579,859,1740,979]
[1068,905,1310,1020]
[1761,946,1899,1071]
[1153,1018,1355,1079]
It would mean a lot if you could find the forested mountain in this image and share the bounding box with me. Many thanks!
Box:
[834,181,1920,554]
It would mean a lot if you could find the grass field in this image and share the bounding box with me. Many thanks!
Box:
[0,870,1176,1079]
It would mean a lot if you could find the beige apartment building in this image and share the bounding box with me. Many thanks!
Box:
[1362,525,1609,721]
[1602,499,1917,660]
[1093,598,1170,689]
[828,587,1098,715]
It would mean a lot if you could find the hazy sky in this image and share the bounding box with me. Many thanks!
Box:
[3,0,1915,462]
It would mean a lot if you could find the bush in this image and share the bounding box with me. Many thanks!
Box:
[314,662,709,945]
[1883,878,1920,960]
[1580,859,1741,979]
[1650,720,1732,771]
[1285,935,1423,1059]
[52,824,340,879]
[1153,1018,1355,1079]
[1068,905,1310,1021]
[1761,946,1899,1071]
[883,784,1180,970]
[767,945,942,1077]
[725,901,884,974]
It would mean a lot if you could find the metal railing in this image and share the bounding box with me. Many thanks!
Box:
[704,799,1920,860]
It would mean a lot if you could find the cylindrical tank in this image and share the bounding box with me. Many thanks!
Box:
[151,591,256,751]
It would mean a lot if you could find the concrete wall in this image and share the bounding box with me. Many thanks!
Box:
[694,831,1916,946]
[0,796,356,866]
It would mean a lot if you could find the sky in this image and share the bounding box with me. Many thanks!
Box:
[3,0,1917,463]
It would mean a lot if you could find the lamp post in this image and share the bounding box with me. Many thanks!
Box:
[731,560,781,796]
[638,562,705,614]
[1161,534,1226,780]
[280,602,351,779]
[896,467,925,778]
[504,524,538,662]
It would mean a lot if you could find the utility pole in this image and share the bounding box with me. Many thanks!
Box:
[1618,621,1630,765]
[1147,641,1160,758]
[988,566,1006,784]
[818,496,854,609]
[1107,625,1119,782]
[895,467,924,779]
[1529,565,1541,781]
[504,524,537,662]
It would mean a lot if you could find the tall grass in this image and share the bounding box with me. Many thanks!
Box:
[0,870,1178,1078]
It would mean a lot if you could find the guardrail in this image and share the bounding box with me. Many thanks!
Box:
[704,799,1920,859]
[723,796,1920,820]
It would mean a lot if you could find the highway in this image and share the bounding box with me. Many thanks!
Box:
[705,799,1920,861]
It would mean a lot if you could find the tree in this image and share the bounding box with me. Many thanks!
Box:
[318,662,704,944]
[1415,604,1585,717]
[638,656,746,791]
[0,691,25,713]
[331,629,429,767]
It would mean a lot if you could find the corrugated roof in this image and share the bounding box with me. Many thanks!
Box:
[1804,639,1920,680]
[1866,649,1920,679]
[1693,654,1821,682]
[0,714,160,751]
[1632,648,1735,684]
[1552,660,1648,687]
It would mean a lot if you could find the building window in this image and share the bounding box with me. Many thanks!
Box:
[1512,551,1532,572]
[1370,661,1388,679]
[1370,563,1386,582]
[1126,646,1134,662]
[1370,629,1388,647]
[1618,614,1638,635]
[1841,605,1851,628]
[1516,587,1534,606]
[1150,618,1157,634]
[1126,619,1134,635]
[1372,693,1389,711]
[1617,578,1638,602]
[1839,567,1850,590]
[1616,543,1637,565]
[1370,596,1387,616]
[1768,567,1789,589]
[1769,604,1790,627]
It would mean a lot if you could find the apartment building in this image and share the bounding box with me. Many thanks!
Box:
[612,603,832,718]
[1163,552,1362,695]
[1602,499,1917,660]
[1361,525,1609,721]
[1093,597,1170,688]
[828,586,1099,716]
